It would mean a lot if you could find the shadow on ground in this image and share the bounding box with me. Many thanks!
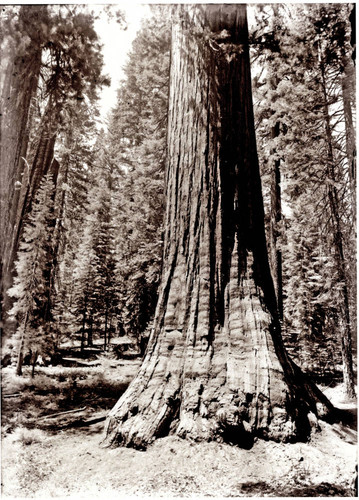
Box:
[236,480,354,497]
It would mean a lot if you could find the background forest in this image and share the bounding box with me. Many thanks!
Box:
[1,4,356,392]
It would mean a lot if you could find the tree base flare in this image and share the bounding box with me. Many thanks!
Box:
[102,252,332,450]
[101,369,323,451]
[101,304,329,449]
[101,4,335,451]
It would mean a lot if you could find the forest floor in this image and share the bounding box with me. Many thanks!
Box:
[1,358,357,499]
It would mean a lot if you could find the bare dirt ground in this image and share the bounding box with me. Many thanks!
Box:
[1,362,357,499]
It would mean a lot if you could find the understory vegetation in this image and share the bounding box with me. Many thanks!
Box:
[1,359,357,497]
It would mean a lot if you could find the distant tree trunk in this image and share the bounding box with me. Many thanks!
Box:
[16,313,28,376]
[50,141,71,315]
[104,307,108,350]
[88,314,93,347]
[16,346,24,377]
[1,27,42,333]
[81,308,87,354]
[31,351,38,378]
[341,60,356,224]
[319,52,356,399]
[269,121,283,321]
[340,60,357,371]
[103,4,333,450]
[39,159,60,330]
[267,7,283,323]
[108,316,112,345]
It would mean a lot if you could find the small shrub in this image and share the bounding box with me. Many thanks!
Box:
[2,368,30,393]
[11,427,46,446]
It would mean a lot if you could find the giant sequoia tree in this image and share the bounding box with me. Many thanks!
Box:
[104,4,334,449]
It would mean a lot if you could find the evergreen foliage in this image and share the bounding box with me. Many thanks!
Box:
[107,7,171,340]
[2,4,356,392]
[50,103,102,344]
[1,3,110,345]
[7,174,56,371]
[70,152,119,350]
[252,4,355,387]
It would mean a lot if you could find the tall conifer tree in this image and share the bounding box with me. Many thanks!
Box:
[7,174,56,375]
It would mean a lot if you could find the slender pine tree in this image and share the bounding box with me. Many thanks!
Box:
[7,173,56,375]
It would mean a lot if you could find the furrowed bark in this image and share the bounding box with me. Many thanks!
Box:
[1,28,42,332]
[103,4,333,450]
[12,107,59,265]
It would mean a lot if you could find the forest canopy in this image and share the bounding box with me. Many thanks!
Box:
[0,3,356,404]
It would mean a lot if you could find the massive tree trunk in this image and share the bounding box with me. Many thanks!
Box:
[104,4,333,450]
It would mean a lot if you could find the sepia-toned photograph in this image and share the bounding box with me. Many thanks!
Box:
[0,1,357,497]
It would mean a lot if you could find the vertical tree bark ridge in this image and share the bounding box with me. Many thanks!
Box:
[103,4,332,450]
[12,111,59,266]
[1,38,42,328]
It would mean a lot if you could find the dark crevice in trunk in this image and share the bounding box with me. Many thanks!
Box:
[103,4,336,450]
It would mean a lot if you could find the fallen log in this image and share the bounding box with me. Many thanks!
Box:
[82,415,107,426]
[3,393,21,398]
[67,414,107,428]
[61,357,101,367]
[39,406,87,420]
